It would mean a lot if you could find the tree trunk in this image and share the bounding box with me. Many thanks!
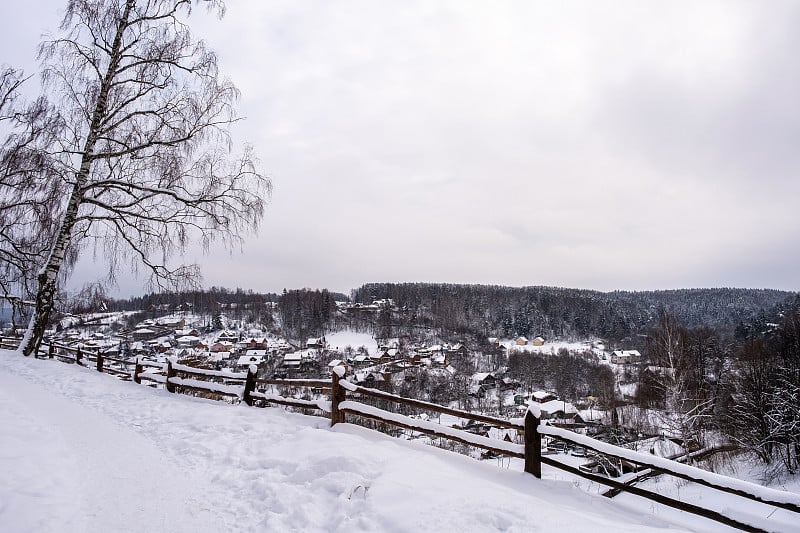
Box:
[20,211,81,356]
[19,0,134,356]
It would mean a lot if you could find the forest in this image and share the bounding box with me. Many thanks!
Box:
[352,283,791,343]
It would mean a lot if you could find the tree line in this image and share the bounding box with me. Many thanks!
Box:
[352,282,791,342]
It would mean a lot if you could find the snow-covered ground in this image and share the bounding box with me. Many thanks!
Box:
[0,350,794,533]
[501,339,605,357]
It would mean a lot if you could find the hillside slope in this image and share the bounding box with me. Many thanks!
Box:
[0,351,744,532]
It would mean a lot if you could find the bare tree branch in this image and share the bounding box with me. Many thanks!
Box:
[0,1,270,356]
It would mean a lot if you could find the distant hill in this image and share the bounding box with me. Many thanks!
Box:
[352,283,795,341]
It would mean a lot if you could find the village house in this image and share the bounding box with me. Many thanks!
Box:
[132,327,156,341]
[129,341,147,355]
[531,390,558,403]
[210,341,234,353]
[281,352,302,372]
[537,398,580,422]
[242,337,266,350]
[515,336,529,346]
[447,343,468,356]
[353,371,390,391]
[369,351,393,365]
[306,337,326,350]
[176,335,201,348]
[531,336,545,346]
[350,354,371,367]
[156,316,185,328]
[281,349,319,374]
[245,348,268,358]
[154,340,172,354]
[216,330,239,343]
[611,350,642,365]
[500,376,521,391]
[236,353,265,371]
[267,338,293,356]
[471,372,497,389]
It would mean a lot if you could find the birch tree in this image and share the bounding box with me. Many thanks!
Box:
[646,310,713,452]
[0,0,270,356]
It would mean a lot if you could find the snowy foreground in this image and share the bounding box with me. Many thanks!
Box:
[0,352,793,533]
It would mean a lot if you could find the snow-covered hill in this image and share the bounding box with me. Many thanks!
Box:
[0,351,768,532]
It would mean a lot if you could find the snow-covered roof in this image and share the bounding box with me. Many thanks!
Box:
[612,350,641,358]
[237,355,264,366]
[538,399,578,416]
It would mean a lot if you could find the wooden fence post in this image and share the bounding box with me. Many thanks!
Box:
[165,358,176,393]
[243,365,257,406]
[48,344,54,359]
[133,357,143,384]
[76,347,83,366]
[524,407,542,479]
[96,351,104,373]
[330,367,346,426]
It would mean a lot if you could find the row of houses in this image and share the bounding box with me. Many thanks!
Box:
[487,336,546,347]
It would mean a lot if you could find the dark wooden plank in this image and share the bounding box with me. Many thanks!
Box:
[341,407,525,459]
[352,384,523,431]
[167,381,242,397]
[250,393,327,411]
[101,366,130,377]
[100,354,134,366]
[258,378,332,388]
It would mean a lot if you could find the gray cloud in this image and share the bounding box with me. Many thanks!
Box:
[3,1,800,297]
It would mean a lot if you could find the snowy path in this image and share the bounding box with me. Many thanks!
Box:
[0,361,216,532]
[0,351,748,532]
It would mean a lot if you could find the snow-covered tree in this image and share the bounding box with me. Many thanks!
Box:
[646,310,713,453]
[0,1,270,356]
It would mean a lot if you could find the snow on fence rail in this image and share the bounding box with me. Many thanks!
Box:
[339,400,525,458]
[539,424,800,511]
[3,336,798,532]
[526,416,799,533]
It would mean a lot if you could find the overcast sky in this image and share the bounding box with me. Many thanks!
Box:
[3,1,800,298]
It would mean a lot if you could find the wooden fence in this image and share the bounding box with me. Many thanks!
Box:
[3,337,800,532]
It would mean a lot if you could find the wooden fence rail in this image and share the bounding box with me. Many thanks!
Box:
[3,337,799,532]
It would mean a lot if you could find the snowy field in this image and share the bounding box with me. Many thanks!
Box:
[326,330,379,355]
[0,350,795,533]
[501,339,605,357]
